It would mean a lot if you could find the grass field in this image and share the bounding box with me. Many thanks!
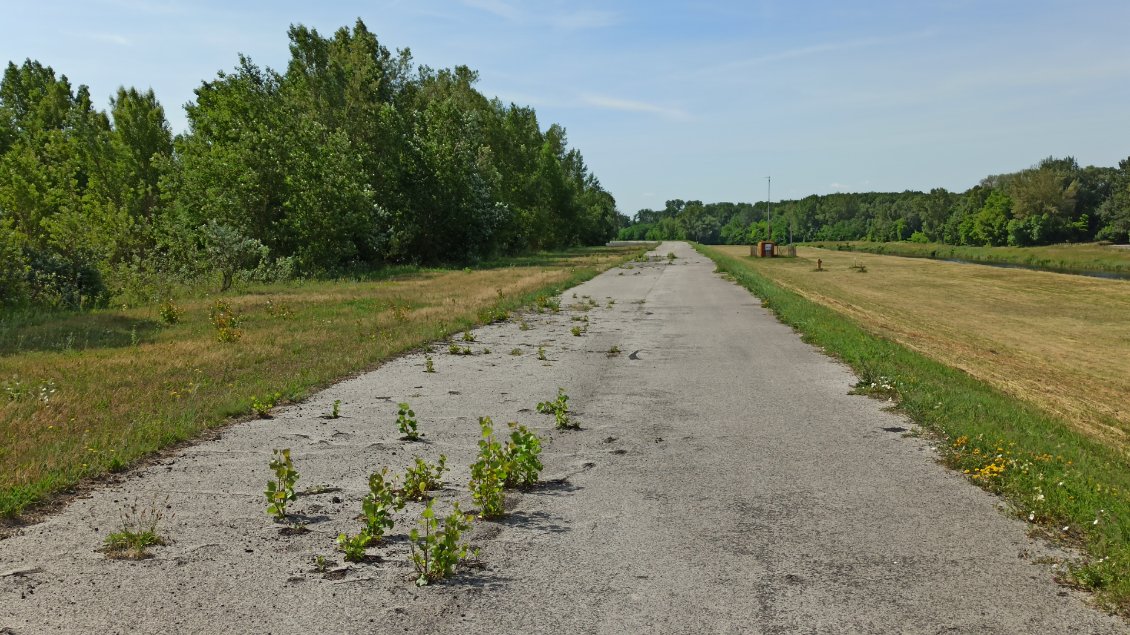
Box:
[700,244,1130,614]
[0,246,645,519]
[718,245,1130,443]
[807,240,1130,276]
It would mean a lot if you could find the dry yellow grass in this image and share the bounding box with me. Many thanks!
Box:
[0,248,637,516]
[715,245,1130,445]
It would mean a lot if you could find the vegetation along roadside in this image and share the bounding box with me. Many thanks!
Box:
[0,245,648,522]
[807,241,1130,277]
[699,243,1130,616]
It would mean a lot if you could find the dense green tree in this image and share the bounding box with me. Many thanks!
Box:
[1097,158,1130,242]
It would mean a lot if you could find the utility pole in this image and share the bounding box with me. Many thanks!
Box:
[765,176,772,242]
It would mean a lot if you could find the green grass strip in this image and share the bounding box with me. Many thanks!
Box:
[699,243,1130,616]
[806,240,1130,277]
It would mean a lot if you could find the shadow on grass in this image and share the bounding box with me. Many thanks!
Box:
[0,312,162,357]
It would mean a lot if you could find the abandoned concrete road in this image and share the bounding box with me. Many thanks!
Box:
[1,241,1125,634]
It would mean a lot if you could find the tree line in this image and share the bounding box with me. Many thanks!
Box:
[618,156,1130,247]
[0,20,624,309]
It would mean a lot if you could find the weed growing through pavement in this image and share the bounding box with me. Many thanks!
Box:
[509,347,522,356]
[331,400,341,418]
[337,530,371,562]
[361,467,404,542]
[339,467,405,560]
[519,320,531,331]
[607,345,621,357]
[312,554,329,573]
[101,495,171,559]
[537,388,575,429]
[425,355,435,373]
[504,422,543,488]
[537,346,547,361]
[397,402,420,440]
[266,449,299,521]
[469,417,508,518]
[461,331,476,342]
[401,455,448,501]
[571,326,584,337]
[409,499,475,586]
[667,252,677,261]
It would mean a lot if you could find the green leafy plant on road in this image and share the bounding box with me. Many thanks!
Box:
[337,529,371,562]
[397,402,419,440]
[362,467,404,541]
[469,417,508,518]
[537,388,575,429]
[265,449,298,521]
[504,422,543,488]
[409,499,475,586]
[401,455,447,501]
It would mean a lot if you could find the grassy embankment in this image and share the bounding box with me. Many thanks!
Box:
[808,240,1130,276]
[699,244,1130,615]
[0,246,648,520]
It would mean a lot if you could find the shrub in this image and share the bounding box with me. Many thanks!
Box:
[537,388,575,429]
[504,423,543,488]
[209,299,242,342]
[361,467,403,542]
[158,299,183,325]
[401,455,447,501]
[468,417,507,518]
[409,500,474,586]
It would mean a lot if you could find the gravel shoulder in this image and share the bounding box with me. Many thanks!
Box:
[1,241,1125,634]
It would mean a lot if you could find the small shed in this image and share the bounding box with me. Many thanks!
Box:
[751,241,776,257]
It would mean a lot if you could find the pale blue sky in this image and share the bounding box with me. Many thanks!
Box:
[3,0,1129,215]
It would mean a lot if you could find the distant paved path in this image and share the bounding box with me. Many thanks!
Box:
[1,241,1124,633]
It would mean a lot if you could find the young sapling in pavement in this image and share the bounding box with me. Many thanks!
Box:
[266,449,299,521]
[397,402,420,440]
